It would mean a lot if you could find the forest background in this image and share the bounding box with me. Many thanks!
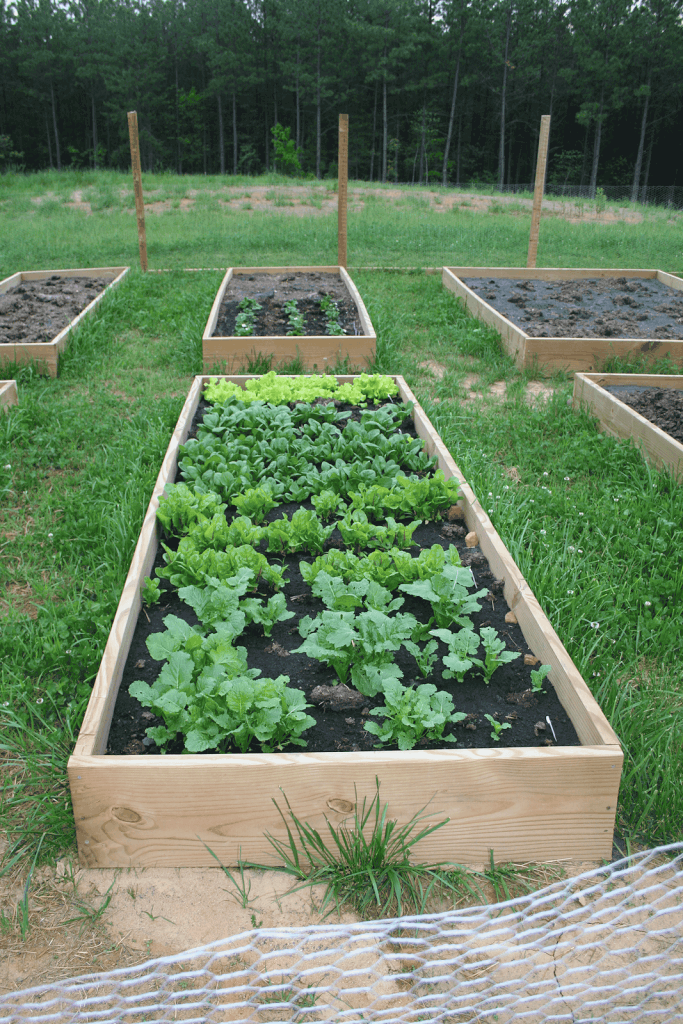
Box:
[0,0,681,198]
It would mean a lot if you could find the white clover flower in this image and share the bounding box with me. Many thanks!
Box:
[578,548,583,553]
[48,532,53,539]
[530,499,535,503]
[578,512,584,516]
[543,471,549,477]
[644,601,652,607]
[567,590,574,595]
[3,464,10,470]
[503,485,509,490]
[496,495,500,499]
[488,492,493,497]
[568,545,575,552]
[36,697,44,704]
[589,621,599,630]
[488,508,494,513]
[540,529,546,535]
[2,701,8,707]
[564,476,570,481]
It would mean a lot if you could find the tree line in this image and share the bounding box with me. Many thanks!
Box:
[1,0,682,197]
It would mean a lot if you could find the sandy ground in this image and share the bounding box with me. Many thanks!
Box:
[28,186,651,224]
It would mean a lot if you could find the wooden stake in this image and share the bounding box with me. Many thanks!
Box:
[127,111,148,273]
[338,114,349,269]
[527,114,551,269]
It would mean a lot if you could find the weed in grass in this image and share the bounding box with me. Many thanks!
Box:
[248,778,469,919]
[204,842,260,909]
[64,879,116,934]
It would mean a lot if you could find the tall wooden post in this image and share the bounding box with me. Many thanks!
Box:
[127,111,148,273]
[338,113,349,269]
[527,114,551,269]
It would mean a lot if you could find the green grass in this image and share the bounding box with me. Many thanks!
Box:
[0,174,682,876]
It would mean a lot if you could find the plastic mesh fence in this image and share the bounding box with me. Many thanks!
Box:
[1,844,682,1024]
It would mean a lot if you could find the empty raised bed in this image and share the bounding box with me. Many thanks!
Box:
[574,372,683,478]
[68,374,622,869]
[442,267,683,372]
[203,267,375,372]
[0,267,129,377]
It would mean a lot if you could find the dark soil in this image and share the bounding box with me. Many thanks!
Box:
[213,272,364,338]
[0,275,111,345]
[107,399,580,758]
[605,384,683,444]
[463,276,683,340]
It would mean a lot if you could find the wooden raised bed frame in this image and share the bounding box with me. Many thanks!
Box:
[574,373,683,478]
[0,380,17,412]
[202,266,376,372]
[442,267,683,373]
[0,267,129,377]
[68,375,622,869]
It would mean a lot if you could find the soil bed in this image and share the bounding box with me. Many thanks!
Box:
[107,397,579,757]
[463,276,683,340]
[604,384,683,444]
[0,275,108,345]
[213,272,364,338]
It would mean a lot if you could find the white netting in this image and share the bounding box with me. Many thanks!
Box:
[2,845,682,1024]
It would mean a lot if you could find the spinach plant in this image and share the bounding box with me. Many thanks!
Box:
[364,679,466,749]
[479,627,521,684]
[320,294,345,335]
[484,714,512,742]
[311,489,347,521]
[234,297,262,337]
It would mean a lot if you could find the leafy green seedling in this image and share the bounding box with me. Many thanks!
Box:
[235,297,262,337]
[241,593,295,636]
[530,664,551,693]
[365,679,466,749]
[404,639,439,678]
[484,714,512,742]
[285,300,306,336]
[400,565,486,629]
[480,626,522,684]
[142,576,162,607]
[311,489,347,521]
[232,485,277,523]
[431,627,482,682]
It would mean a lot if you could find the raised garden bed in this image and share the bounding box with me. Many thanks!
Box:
[203,267,375,372]
[442,267,683,372]
[0,267,129,377]
[574,373,683,478]
[0,380,17,412]
[68,374,622,869]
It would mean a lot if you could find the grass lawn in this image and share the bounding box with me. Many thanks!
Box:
[1,172,682,882]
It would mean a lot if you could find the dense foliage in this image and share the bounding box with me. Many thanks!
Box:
[1,0,682,194]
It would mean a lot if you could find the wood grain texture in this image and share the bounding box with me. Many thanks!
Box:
[442,267,683,371]
[0,380,18,411]
[0,267,129,377]
[573,372,683,478]
[527,114,551,269]
[201,267,376,372]
[68,373,622,868]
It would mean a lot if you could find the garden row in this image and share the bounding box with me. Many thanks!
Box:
[67,372,622,870]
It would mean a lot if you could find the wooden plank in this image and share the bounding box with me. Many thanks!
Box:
[573,372,683,478]
[338,114,349,269]
[127,111,148,273]
[442,268,527,364]
[68,746,621,868]
[68,373,622,868]
[399,377,621,749]
[0,267,129,377]
[0,380,18,411]
[74,375,205,759]
[202,267,376,372]
[442,267,683,371]
[527,114,551,269]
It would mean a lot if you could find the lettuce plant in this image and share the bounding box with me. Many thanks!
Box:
[203,371,398,407]
[479,626,521,683]
[364,680,466,750]
[156,483,227,536]
[241,592,295,636]
[285,300,306,336]
[265,509,335,555]
[157,540,286,590]
[141,576,162,607]
[295,610,358,684]
[311,489,347,521]
[232,485,277,523]
[484,714,512,742]
[530,664,551,693]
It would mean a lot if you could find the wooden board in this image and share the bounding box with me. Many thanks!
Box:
[0,380,17,412]
[442,267,683,372]
[573,373,683,478]
[202,267,376,372]
[0,267,129,377]
[68,375,622,869]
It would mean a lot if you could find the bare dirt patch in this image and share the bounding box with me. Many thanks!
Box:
[0,582,40,619]
[0,275,109,346]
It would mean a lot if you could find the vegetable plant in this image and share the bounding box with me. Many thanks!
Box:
[203,371,399,406]
[430,627,482,682]
[156,483,227,536]
[157,539,286,590]
[479,627,522,684]
[403,639,439,678]
[285,300,306,336]
[234,297,262,337]
[530,664,551,693]
[241,592,295,636]
[320,294,345,335]
[311,489,347,521]
[484,714,512,743]
[400,565,487,629]
[141,576,162,607]
[364,680,466,750]
[265,509,335,555]
[232,485,277,523]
